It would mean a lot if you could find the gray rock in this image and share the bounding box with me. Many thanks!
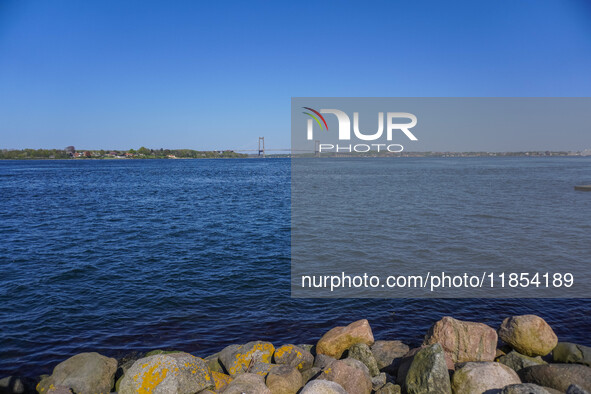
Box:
[36,352,117,394]
[144,349,181,357]
[501,383,556,394]
[301,367,322,385]
[567,384,591,394]
[46,387,73,394]
[317,358,372,394]
[300,380,348,394]
[274,344,314,371]
[341,357,371,377]
[397,346,453,387]
[223,373,272,394]
[218,341,275,376]
[314,354,336,370]
[547,388,564,394]
[0,376,36,394]
[371,340,410,374]
[375,382,402,394]
[265,364,302,394]
[210,370,232,391]
[499,350,547,372]
[371,372,387,391]
[348,343,380,376]
[554,343,591,367]
[451,362,521,394]
[519,364,591,392]
[298,344,316,355]
[405,343,451,394]
[204,352,224,373]
[247,361,274,377]
[118,352,214,394]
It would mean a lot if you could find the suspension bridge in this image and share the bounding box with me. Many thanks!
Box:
[222,137,319,157]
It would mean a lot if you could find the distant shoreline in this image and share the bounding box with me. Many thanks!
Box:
[0,151,590,160]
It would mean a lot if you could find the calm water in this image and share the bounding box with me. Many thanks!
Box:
[0,158,590,378]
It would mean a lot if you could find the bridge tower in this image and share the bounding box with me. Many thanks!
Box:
[258,137,265,158]
[314,140,320,157]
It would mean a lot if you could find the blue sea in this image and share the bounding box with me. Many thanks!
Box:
[0,157,590,378]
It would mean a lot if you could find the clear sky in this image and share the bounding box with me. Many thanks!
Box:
[1,0,591,151]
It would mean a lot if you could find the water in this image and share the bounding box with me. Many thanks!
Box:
[291,157,591,297]
[0,157,589,378]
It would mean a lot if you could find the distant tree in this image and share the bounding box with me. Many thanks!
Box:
[138,146,150,155]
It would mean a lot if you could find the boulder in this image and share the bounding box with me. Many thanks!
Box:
[274,344,314,371]
[498,315,558,357]
[375,382,402,394]
[397,346,454,386]
[300,380,348,394]
[211,371,232,391]
[451,362,521,393]
[348,343,380,376]
[371,340,410,375]
[247,361,275,377]
[318,358,372,394]
[423,316,497,363]
[553,342,591,367]
[36,352,117,394]
[223,373,272,394]
[314,354,336,370]
[0,376,36,394]
[341,357,371,376]
[301,367,322,385]
[118,352,213,394]
[298,344,316,355]
[204,352,224,373]
[501,383,560,394]
[218,341,275,376]
[519,364,591,392]
[265,365,302,394]
[567,384,591,394]
[316,319,374,359]
[499,350,547,372]
[371,372,387,391]
[45,387,72,394]
[144,349,181,357]
[405,343,451,394]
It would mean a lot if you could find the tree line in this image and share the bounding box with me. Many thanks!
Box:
[0,147,248,159]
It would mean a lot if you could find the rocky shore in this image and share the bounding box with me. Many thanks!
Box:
[1,314,590,394]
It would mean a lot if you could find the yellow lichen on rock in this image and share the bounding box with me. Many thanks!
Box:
[219,341,275,376]
[234,343,274,372]
[118,353,214,394]
[137,360,169,394]
[274,344,314,371]
[212,371,233,391]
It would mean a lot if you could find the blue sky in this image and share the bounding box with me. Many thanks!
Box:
[1,0,591,151]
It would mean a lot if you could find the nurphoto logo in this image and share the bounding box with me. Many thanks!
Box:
[303,107,418,153]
